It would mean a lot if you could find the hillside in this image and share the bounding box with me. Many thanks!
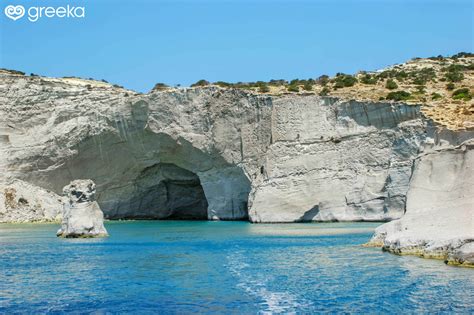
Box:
[2,53,473,131]
[186,53,474,131]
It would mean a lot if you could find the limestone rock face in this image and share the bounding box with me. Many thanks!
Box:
[367,138,474,267]
[248,99,424,222]
[0,180,63,223]
[57,180,108,238]
[0,73,428,222]
[448,242,474,266]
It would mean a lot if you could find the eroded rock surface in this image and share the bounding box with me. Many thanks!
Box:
[0,73,431,222]
[57,180,108,238]
[125,163,208,219]
[0,180,62,223]
[248,99,424,222]
[367,138,474,267]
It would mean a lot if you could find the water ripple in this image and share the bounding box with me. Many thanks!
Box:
[0,221,473,313]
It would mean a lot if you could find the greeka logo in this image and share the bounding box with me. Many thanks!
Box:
[4,5,24,21]
[4,4,85,22]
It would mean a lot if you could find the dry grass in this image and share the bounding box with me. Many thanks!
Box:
[250,57,474,131]
[2,56,473,130]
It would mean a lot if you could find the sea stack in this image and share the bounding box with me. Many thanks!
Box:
[57,180,108,238]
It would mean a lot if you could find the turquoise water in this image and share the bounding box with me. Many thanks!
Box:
[1,221,473,314]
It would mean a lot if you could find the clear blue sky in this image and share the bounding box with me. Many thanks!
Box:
[1,0,473,92]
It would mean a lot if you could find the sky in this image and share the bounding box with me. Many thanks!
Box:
[1,0,473,92]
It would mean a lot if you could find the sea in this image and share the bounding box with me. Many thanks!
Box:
[1,221,473,314]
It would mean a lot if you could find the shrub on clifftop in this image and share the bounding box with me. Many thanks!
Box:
[317,75,329,86]
[431,92,442,100]
[303,82,313,91]
[1,68,25,75]
[152,83,169,91]
[191,79,210,87]
[287,84,299,92]
[385,79,398,90]
[452,88,472,101]
[360,74,377,85]
[333,74,357,89]
[319,87,330,96]
[214,81,231,87]
[446,82,455,90]
[258,84,270,93]
[386,91,411,101]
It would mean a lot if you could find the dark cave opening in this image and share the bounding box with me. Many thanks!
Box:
[44,129,251,220]
[127,163,209,220]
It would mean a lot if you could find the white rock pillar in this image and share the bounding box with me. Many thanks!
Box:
[57,179,108,238]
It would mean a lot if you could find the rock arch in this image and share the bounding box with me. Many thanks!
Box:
[125,163,209,220]
[22,128,251,220]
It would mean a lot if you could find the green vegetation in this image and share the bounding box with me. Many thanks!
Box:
[287,84,299,92]
[303,81,313,91]
[444,70,464,82]
[289,79,300,85]
[385,79,398,90]
[386,91,411,101]
[319,87,330,96]
[446,82,455,90]
[333,73,357,89]
[258,84,270,93]
[451,52,474,59]
[152,83,169,91]
[415,85,426,94]
[214,81,231,88]
[444,64,467,72]
[317,75,329,86]
[428,55,446,61]
[232,82,254,90]
[269,79,288,86]
[411,68,436,85]
[377,67,437,85]
[285,78,315,90]
[452,88,472,101]
[360,74,377,85]
[376,69,408,81]
[431,92,442,100]
[428,52,474,60]
[191,79,210,87]
[442,64,466,82]
[0,68,25,75]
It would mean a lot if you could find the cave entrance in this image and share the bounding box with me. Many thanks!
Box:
[129,163,208,220]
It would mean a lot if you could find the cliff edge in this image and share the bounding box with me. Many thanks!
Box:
[0,72,427,223]
[366,136,474,267]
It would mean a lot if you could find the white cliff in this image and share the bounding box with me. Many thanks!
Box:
[367,136,474,267]
[0,179,62,223]
[0,73,428,223]
[4,70,474,239]
[57,179,108,238]
[248,98,424,222]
